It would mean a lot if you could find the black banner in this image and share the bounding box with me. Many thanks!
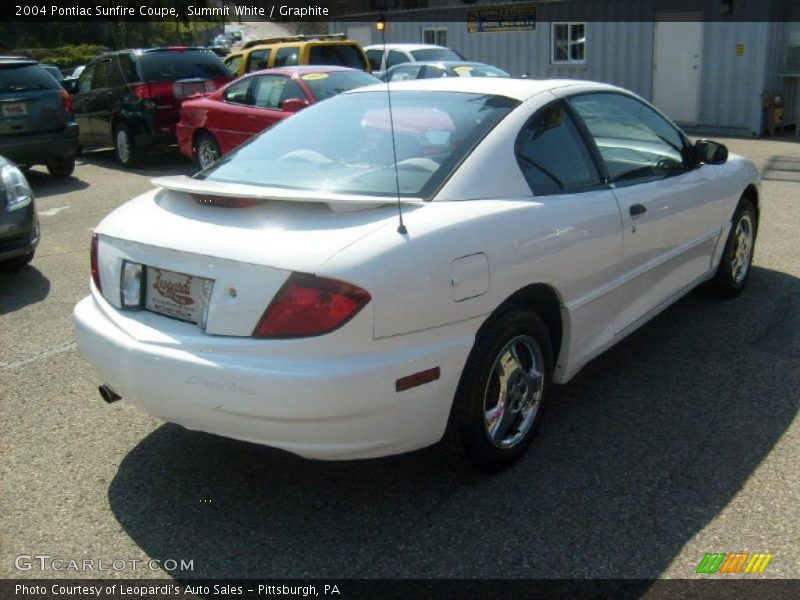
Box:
[1,579,799,600]
[1,0,798,23]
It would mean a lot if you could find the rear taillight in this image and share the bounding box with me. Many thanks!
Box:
[60,89,73,114]
[90,234,102,292]
[253,273,371,338]
[131,82,174,100]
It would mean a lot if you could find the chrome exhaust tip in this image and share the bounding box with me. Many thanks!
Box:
[98,384,121,404]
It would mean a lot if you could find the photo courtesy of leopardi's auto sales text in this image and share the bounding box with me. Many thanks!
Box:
[1,0,799,598]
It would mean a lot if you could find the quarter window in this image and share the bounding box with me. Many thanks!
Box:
[569,92,688,184]
[552,22,586,64]
[515,102,601,195]
[388,65,422,81]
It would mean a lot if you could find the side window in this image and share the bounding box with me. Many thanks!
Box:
[421,66,447,79]
[515,101,602,196]
[92,60,113,90]
[388,65,421,81]
[246,49,270,73]
[107,57,126,87]
[252,75,304,110]
[366,49,383,71]
[386,50,407,68]
[222,77,252,105]
[274,47,299,67]
[569,92,687,184]
[116,54,138,83]
[77,63,96,93]
[225,55,243,75]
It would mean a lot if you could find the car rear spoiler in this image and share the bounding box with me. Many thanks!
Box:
[151,175,422,212]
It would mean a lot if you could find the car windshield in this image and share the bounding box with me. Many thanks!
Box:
[198,91,518,198]
[308,45,367,70]
[411,48,464,61]
[0,64,62,93]
[138,50,229,81]
[301,71,380,101]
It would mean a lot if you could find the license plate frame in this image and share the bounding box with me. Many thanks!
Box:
[144,266,213,324]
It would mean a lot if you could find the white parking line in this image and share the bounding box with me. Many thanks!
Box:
[39,205,70,217]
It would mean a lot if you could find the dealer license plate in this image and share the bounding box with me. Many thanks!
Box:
[2,103,27,117]
[145,267,213,324]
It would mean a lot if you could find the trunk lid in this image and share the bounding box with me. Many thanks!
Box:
[94,185,401,336]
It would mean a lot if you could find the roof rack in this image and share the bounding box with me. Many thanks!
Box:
[241,33,348,50]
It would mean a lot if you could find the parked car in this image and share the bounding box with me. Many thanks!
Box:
[223,34,369,77]
[226,28,243,43]
[206,45,229,58]
[178,66,380,169]
[383,61,510,82]
[211,35,231,53]
[0,154,38,272]
[71,47,232,166]
[75,78,760,473]
[0,57,78,178]
[364,43,466,78]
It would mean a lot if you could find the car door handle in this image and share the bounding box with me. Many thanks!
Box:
[630,204,647,216]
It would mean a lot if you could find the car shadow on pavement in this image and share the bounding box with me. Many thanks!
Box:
[0,265,50,314]
[78,149,196,178]
[108,266,799,579]
[24,168,89,198]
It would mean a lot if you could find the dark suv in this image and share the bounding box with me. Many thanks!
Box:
[72,47,232,166]
[0,57,79,179]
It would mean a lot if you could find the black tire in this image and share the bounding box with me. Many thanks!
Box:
[707,197,757,298]
[113,123,140,167]
[46,156,75,180]
[442,307,553,473]
[195,132,221,170]
[0,251,34,273]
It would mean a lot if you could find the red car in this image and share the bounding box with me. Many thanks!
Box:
[178,66,380,169]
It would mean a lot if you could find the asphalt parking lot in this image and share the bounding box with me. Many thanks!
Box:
[0,138,798,580]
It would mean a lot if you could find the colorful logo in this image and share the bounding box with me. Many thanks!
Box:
[696,552,773,574]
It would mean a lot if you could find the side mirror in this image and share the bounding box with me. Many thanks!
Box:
[280,98,309,113]
[695,139,728,165]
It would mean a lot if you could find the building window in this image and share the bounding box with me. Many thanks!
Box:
[552,22,586,64]
[422,27,447,47]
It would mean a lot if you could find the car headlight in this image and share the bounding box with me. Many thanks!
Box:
[1,164,33,211]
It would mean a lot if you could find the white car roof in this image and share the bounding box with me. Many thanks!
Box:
[364,43,449,52]
[346,77,623,102]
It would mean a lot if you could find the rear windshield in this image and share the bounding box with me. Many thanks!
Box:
[137,50,229,81]
[0,64,61,93]
[308,45,367,71]
[410,48,464,62]
[450,65,510,78]
[302,71,379,101]
[198,91,519,199]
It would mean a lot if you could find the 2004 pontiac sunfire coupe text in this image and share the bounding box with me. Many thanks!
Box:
[74,78,760,472]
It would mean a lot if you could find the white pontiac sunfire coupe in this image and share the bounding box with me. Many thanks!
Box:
[74,78,760,472]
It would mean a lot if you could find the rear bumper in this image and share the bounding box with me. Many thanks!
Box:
[176,123,194,160]
[73,293,474,460]
[0,123,78,165]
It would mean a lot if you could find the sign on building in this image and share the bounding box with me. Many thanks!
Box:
[467,3,537,34]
